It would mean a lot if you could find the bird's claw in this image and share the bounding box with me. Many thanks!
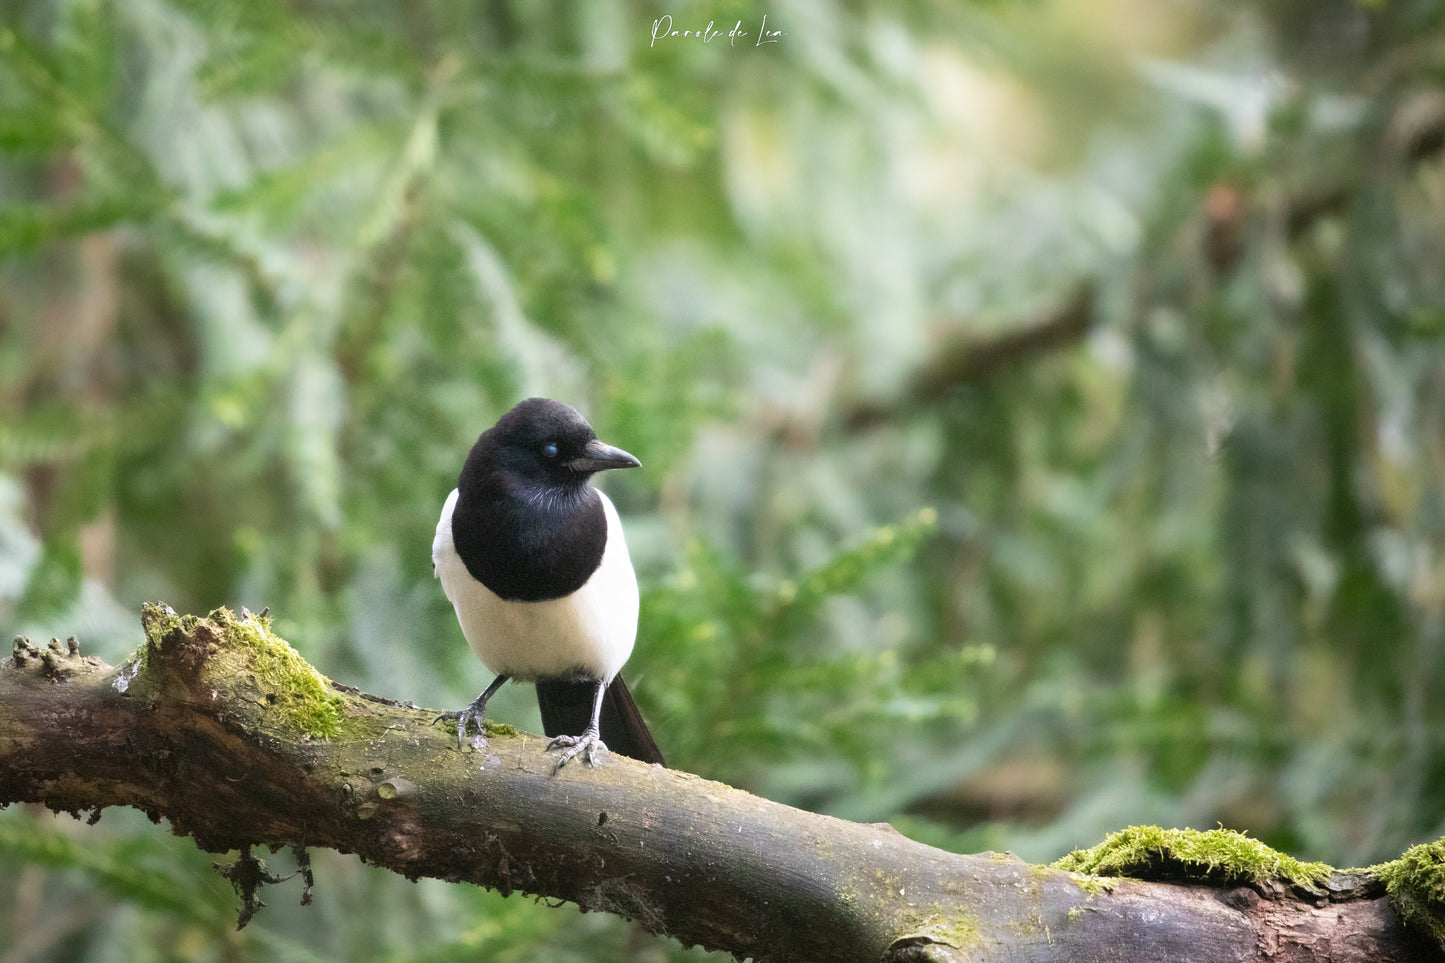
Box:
[547,729,607,769]
[433,704,487,750]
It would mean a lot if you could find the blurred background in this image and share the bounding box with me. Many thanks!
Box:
[3,0,1445,959]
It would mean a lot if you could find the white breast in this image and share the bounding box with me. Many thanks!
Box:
[432,487,639,682]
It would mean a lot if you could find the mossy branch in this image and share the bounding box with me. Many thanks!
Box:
[0,605,1440,963]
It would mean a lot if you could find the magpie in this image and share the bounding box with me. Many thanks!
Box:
[432,398,664,768]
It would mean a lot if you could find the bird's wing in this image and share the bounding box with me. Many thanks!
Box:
[432,488,460,583]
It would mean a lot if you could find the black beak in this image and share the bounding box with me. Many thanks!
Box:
[566,439,642,473]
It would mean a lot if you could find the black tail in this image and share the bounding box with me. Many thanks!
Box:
[535,675,665,766]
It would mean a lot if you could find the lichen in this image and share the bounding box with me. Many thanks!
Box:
[1371,838,1445,948]
[1052,825,1332,890]
[891,906,982,952]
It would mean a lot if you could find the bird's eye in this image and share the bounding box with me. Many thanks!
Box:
[541,442,559,458]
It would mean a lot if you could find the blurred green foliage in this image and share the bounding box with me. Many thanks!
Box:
[2,0,1445,959]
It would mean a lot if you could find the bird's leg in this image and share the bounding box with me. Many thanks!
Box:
[547,679,609,769]
[434,674,509,749]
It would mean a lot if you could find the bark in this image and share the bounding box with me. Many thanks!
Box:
[0,606,1437,963]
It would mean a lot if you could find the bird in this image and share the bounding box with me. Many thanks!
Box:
[432,397,664,769]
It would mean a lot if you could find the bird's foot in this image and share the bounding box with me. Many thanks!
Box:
[434,699,489,750]
[547,727,608,769]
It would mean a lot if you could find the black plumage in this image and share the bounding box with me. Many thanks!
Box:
[451,399,611,602]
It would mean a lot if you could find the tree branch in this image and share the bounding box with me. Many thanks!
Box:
[1,606,1438,962]
[842,284,1096,432]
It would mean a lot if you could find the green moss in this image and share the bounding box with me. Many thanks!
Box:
[1052,825,1332,889]
[1371,839,1445,948]
[136,603,178,668]
[133,603,343,739]
[1068,874,1117,897]
[215,608,344,740]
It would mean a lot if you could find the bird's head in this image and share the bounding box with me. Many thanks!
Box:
[486,398,641,493]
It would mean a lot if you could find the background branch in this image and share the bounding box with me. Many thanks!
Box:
[842,284,1097,432]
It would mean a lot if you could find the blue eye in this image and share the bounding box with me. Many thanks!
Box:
[542,443,559,458]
